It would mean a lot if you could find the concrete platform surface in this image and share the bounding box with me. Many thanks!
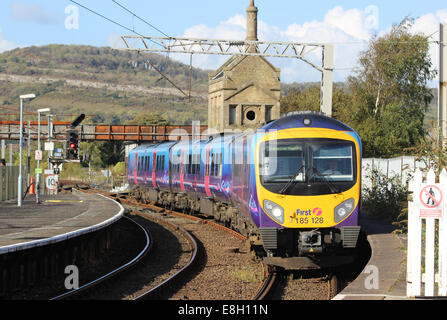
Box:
[0,190,124,254]
[333,214,409,300]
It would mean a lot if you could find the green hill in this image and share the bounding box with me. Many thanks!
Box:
[0,44,439,128]
[0,44,210,125]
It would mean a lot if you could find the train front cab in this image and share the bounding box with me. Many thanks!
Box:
[255,127,362,269]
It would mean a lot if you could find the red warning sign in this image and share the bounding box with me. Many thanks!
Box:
[419,185,443,218]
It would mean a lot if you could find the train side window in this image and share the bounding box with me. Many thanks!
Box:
[205,153,210,176]
[157,155,165,171]
[138,156,141,174]
[196,154,200,174]
[186,154,191,174]
[194,154,198,174]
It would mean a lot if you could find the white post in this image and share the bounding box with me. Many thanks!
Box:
[440,169,447,295]
[425,169,436,296]
[409,168,423,296]
[37,111,41,203]
[18,97,23,207]
[321,44,334,117]
[407,199,414,296]
[17,93,35,206]
[36,108,50,204]
[439,23,447,143]
[1,139,5,163]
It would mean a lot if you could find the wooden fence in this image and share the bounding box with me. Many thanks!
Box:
[407,168,447,297]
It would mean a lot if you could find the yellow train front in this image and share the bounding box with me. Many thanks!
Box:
[254,112,362,269]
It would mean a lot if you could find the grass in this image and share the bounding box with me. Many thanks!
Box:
[233,266,264,283]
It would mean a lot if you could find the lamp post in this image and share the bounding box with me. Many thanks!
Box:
[36,108,50,204]
[18,94,36,207]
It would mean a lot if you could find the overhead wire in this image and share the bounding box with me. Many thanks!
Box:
[69,0,191,98]
[111,0,170,38]
[69,0,163,47]
[109,0,196,100]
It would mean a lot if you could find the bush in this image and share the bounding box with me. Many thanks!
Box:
[112,162,125,176]
[362,168,408,223]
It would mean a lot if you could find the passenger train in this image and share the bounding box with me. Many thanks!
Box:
[127,112,362,269]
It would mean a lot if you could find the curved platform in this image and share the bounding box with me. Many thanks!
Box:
[333,215,408,300]
[0,190,124,254]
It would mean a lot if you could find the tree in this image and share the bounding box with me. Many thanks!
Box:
[344,18,436,158]
[280,84,352,119]
[98,141,125,167]
[125,113,169,125]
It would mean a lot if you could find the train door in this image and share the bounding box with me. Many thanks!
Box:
[204,143,212,197]
[243,136,250,216]
[180,146,185,192]
[152,148,157,188]
[134,152,139,185]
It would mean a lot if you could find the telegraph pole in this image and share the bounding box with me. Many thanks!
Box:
[440,23,447,144]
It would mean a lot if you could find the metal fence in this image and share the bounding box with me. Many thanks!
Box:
[362,156,428,190]
[0,166,19,202]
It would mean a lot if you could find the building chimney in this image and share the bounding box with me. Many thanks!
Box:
[246,0,258,52]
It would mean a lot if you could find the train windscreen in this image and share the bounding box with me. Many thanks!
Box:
[259,138,356,196]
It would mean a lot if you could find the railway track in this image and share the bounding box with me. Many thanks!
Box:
[56,181,344,300]
[50,215,152,300]
[54,182,266,300]
[258,269,341,300]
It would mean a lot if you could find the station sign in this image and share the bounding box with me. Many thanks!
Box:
[44,142,54,151]
[35,150,42,161]
[45,174,58,191]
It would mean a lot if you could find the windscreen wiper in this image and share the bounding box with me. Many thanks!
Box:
[310,166,341,194]
[278,164,305,195]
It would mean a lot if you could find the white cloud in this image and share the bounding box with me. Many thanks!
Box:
[173,6,379,83]
[9,1,62,25]
[174,6,445,84]
[183,14,246,40]
[411,10,447,81]
[0,27,18,53]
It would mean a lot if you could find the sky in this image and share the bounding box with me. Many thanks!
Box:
[0,0,446,84]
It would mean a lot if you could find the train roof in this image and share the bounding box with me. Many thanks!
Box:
[262,111,355,132]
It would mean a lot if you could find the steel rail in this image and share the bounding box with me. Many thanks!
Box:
[252,264,277,300]
[130,210,198,300]
[64,181,275,300]
[49,215,152,300]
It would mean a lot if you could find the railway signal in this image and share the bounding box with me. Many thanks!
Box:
[66,129,79,160]
[70,113,85,129]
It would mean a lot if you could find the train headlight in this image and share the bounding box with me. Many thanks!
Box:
[303,117,312,126]
[334,198,355,223]
[263,200,284,224]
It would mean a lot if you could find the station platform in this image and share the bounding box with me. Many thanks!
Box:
[0,189,124,254]
[333,215,409,300]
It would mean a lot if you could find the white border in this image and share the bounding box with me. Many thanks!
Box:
[0,193,124,255]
